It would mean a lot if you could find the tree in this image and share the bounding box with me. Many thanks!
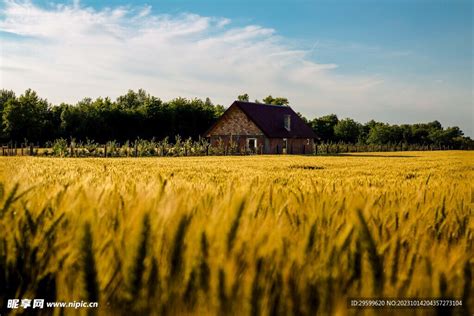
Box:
[116,89,149,110]
[262,95,289,106]
[429,126,463,146]
[427,120,443,131]
[0,90,15,111]
[310,114,339,142]
[399,124,413,143]
[214,104,225,117]
[0,88,470,148]
[411,124,431,144]
[334,118,361,143]
[2,89,50,143]
[237,94,249,102]
[0,89,16,141]
[367,124,398,144]
[45,103,69,140]
[297,112,308,123]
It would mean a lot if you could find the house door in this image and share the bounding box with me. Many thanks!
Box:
[247,138,257,152]
[282,138,288,154]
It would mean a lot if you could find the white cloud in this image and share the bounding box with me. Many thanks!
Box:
[0,0,472,136]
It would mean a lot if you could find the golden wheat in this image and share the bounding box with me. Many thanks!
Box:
[0,151,472,315]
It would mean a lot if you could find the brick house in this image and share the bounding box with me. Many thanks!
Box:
[205,101,317,154]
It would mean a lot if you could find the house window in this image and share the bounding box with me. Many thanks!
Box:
[284,115,291,131]
[307,139,310,145]
[247,138,257,151]
[283,138,288,149]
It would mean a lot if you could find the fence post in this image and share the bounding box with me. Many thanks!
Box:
[135,142,138,157]
[315,144,318,155]
[30,143,34,156]
[104,144,107,157]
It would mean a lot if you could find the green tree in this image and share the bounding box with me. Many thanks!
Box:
[399,124,413,143]
[427,120,443,131]
[116,89,149,110]
[429,126,463,146]
[334,118,362,143]
[237,94,249,102]
[411,124,431,144]
[367,124,393,144]
[297,112,308,123]
[2,89,50,142]
[0,89,16,140]
[310,114,339,142]
[262,95,289,106]
[0,88,470,148]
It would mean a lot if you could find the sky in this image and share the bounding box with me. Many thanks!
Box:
[0,0,472,135]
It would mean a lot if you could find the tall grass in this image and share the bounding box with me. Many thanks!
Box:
[0,151,472,315]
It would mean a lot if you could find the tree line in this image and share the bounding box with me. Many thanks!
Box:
[306,114,472,148]
[0,89,472,149]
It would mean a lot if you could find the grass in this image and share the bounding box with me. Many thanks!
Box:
[0,151,472,315]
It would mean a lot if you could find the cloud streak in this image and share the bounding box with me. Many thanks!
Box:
[0,0,471,136]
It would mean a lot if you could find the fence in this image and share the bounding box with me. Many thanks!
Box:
[0,139,469,158]
[1,143,40,156]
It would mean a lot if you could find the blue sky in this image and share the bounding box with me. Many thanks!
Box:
[1,0,473,135]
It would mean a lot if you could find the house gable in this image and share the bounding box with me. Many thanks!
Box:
[206,105,264,137]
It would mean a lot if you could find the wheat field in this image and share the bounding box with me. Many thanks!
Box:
[0,151,472,315]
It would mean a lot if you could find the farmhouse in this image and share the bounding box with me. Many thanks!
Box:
[205,101,317,154]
